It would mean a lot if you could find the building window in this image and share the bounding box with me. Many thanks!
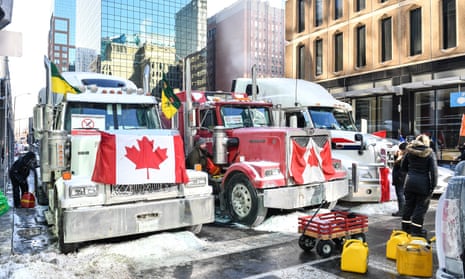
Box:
[380,0,388,3]
[298,0,305,32]
[334,33,343,72]
[315,0,323,27]
[356,25,366,67]
[356,0,365,12]
[442,0,456,49]
[315,39,323,76]
[298,45,305,79]
[381,17,392,62]
[335,0,343,20]
[410,8,422,56]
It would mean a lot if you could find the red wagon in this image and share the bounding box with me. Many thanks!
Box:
[298,211,368,258]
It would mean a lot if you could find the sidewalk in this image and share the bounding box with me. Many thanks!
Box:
[0,165,52,258]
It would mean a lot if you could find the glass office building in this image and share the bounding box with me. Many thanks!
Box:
[50,0,77,72]
[75,0,207,93]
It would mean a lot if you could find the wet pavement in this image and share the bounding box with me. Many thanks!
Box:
[0,167,54,258]
[11,205,54,254]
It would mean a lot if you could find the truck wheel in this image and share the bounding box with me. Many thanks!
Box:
[36,186,49,206]
[316,240,335,258]
[226,173,268,227]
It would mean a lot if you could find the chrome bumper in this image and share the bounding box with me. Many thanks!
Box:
[62,195,215,243]
[263,178,348,209]
[341,181,381,202]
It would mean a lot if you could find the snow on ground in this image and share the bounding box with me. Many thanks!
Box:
[0,201,398,279]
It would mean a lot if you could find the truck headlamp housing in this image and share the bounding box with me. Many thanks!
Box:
[69,185,98,198]
[186,176,207,188]
[264,168,280,177]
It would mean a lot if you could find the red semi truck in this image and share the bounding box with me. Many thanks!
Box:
[164,89,349,227]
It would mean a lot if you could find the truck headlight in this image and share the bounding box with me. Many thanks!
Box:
[186,176,207,187]
[264,168,280,177]
[185,169,208,188]
[69,185,98,198]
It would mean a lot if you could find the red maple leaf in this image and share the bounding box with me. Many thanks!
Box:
[125,136,168,179]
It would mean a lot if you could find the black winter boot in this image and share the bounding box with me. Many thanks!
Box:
[410,223,427,238]
[401,221,411,234]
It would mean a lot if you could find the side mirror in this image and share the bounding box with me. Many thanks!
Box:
[355,133,365,154]
[33,105,44,140]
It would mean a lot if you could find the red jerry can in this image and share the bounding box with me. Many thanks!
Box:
[20,192,35,208]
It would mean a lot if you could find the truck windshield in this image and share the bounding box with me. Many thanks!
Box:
[308,107,357,131]
[221,106,272,128]
[64,102,161,131]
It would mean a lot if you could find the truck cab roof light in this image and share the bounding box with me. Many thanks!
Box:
[88,84,98,93]
[231,92,249,100]
[136,88,144,95]
[77,85,86,93]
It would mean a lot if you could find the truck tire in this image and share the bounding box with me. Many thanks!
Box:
[226,173,267,227]
[36,186,49,206]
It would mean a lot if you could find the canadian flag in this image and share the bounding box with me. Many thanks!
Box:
[289,139,335,184]
[320,140,336,178]
[92,131,188,185]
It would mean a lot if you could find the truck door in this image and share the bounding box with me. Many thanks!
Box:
[197,108,215,139]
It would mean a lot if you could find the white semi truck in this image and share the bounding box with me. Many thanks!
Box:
[232,78,394,202]
[33,59,214,253]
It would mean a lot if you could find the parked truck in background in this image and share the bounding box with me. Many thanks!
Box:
[33,59,214,253]
[232,78,394,203]
[164,88,348,227]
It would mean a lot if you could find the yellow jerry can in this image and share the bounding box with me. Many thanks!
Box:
[386,230,410,260]
[341,239,369,274]
[396,238,433,277]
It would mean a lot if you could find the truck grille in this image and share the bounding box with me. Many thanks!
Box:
[293,135,328,148]
[110,183,178,196]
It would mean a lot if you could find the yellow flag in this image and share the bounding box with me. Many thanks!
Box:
[51,62,81,94]
[161,77,180,119]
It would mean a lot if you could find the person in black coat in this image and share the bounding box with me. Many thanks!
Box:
[400,135,438,237]
[9,151,38,208]
[391,142,407,217]
[186,138,208,171]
